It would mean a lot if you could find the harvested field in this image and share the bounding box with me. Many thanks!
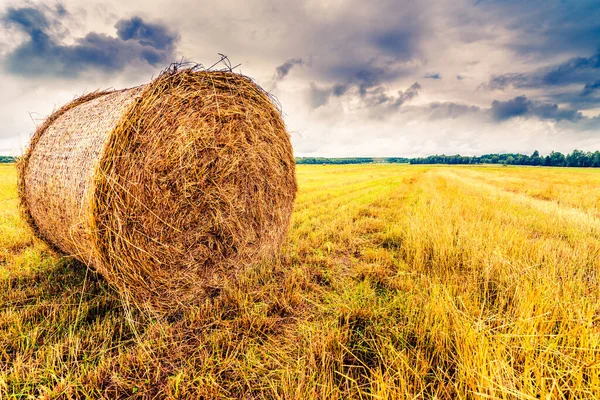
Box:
[1,163,599,398]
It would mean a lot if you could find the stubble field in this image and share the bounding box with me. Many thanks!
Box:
[1,163,599,398]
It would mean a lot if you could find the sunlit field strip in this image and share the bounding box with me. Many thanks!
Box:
[439,169,600,235]
[448,166,600,217]
[373,167,600,397]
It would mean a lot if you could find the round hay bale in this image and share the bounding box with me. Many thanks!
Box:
[18,68,297,312]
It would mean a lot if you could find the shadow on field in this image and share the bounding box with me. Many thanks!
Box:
[1,256,128,328]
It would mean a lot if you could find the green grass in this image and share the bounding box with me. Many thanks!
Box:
[1,163,599,398]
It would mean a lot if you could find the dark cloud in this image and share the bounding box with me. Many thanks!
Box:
[424,73,441,79]
[297,57,417,111]
[490,96,583,122]
[360,81,422,119]
[303,81,349,106]
[271,1,424,94]
[308,82,332,109]
[1,5,178,77]
[425,102,480,120]
[308,80,421,113]
[491,96,529,119]
[3,6,49,34]
[473,0,600,123]
[485,50,600,111]
[290,0,425,95]
[55,3,67,17]
[322,59,415,101]
[479,0,600,57]
[115,16,179,51]
[488,50,600,90]
[275,58,304,80]
[409,97,587,123]
[391,82,421,107]
[541,53,600,86]
[359,81,421,111]
[325,64,384,97]
[332,84,349,97]
[370,28,416,59]
[267,0,428,119]
[355,67,388,96]
[581,81,600,97]
[487,73,522,90]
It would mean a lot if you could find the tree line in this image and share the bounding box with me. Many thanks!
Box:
[409,150,600,167]
[2,150,600,167]
[0,156,16,163]
[297,150,600,167]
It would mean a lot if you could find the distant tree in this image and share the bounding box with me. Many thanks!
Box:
[566,150,585,167]
[548,151,565,166]
[0,156,16,163]
[583,152,594,167]
[543,155,551,166]
[593,151,600,167]
[530,150,542,166]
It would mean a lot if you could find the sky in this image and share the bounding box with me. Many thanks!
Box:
[0,0,599,157]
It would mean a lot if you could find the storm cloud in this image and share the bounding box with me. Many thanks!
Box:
[581,81,600,97]
[370,81,421,109]
[485,48,600,114]
[308,79,421,112]
[1,5,178,77]
[115,16,178,51]
[488,50,600,91]
[476,0,600,57]
[275,58,304,80]
[491,96,583,122]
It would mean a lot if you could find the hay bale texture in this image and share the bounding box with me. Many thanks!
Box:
[18,67,297,312]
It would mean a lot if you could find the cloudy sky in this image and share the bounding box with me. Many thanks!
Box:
[0,0,599,157]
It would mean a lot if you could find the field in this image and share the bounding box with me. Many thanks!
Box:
[1,163,599,399]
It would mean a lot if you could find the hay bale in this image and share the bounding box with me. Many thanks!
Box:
[18,67,297,312]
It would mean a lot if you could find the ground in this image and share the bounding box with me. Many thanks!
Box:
[1,163,599,399]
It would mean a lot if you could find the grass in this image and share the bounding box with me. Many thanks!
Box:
[1,163,599,398]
